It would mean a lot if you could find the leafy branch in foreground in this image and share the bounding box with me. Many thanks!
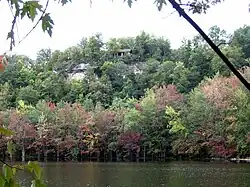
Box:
[6,0,72,52]
[0,126,46,187]
[125,0,223,13]
[0,161,46,187]
[5,0,221,53]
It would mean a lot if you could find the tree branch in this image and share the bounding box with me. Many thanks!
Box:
[9,9,19,51]
[168,0,250,91]
[217,41,232,48]
[17,0,50,47]
[0,159,23,170]
[7,0,50,52]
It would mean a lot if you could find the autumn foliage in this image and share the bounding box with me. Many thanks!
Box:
[153,84,184,110]
[0,71,250,161]
[0,55,8,72]
[201,76,240,109]
[118,131,142,153]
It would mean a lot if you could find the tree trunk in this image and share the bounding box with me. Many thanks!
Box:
[44,149,48,162]
[56,144,59,162]
[136,151,139,162]
[97,151,100,162]
[38,152,41,162]
[22,145,25,162]
[143,146,146,162]
[116,151,119,162]
[57,150,59,162]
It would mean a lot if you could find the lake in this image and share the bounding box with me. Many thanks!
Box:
[19,161,250,187]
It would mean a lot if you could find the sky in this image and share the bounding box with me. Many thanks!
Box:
[0,0,249,59]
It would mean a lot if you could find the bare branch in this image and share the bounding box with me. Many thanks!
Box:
[0,159,23,170]
[7,0,50,52]
[217,41,232,48]
[8,9,19,51]
[8,1,20,42]
[17,0,50,47]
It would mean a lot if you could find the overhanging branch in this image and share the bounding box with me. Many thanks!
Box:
[168,0,250,91]
[217,41,232,48]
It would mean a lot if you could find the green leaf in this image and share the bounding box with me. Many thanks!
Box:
[41,13,54,37]
[0,127,14,136]
[59,0,72,6]
[0,174,6,187]
[11,168,16,176]
[31,179,45,187]
[127,0,133,7]
[12,165,24,170]
[124,0,136,8]
[28,6,36,21]
[28,1,43,21]
[154,0,167,11]
[21,5,29,19]
[18,100,25,108]
[26,161,42,180]
[6,31,13,40]
[22,1,43,21]
[8,179,17,187]
[7,140,15,157]
[2,165,13,183]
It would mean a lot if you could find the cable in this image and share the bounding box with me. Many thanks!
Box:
[161,10,177,19]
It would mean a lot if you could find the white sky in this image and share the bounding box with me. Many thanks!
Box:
[0,0,249,59]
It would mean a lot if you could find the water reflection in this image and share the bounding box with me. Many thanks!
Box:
[21,161,250,187]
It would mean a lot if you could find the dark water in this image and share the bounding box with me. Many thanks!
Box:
[20,161,250,187]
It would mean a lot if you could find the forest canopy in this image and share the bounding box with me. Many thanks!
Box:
[5,0,224,51]
[0,24,250,162]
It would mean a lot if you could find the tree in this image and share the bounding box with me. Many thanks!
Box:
[2,1,250,185]
[165,0,250,91]
[232,25,250,59]
[0,112,46,187]
[4,0,250,90]
[211,45,247,76]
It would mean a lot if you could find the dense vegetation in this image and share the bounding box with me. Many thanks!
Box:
[0,25,250,162]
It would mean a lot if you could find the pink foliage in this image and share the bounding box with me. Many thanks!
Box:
[153,84,184,110]
[118,131,142,152]
[246,133,250,143]
[95,110,116,133]
[58,136,77,151]
[47,101,56,111]
[80,125,91,133]
[201,76,240,109]
[134,103,142,112]
[81,150,89,155]
[8,111,36,140]
[209,140,236,158]
[193,130,205,137]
